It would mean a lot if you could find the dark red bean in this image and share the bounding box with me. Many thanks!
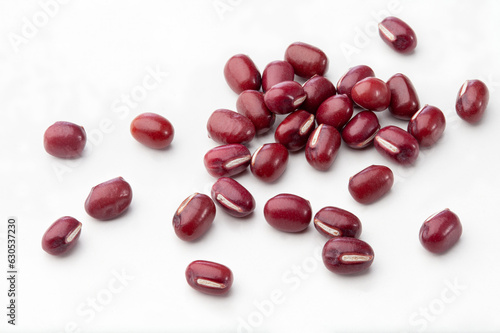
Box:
[185,260,233,296]
[84,177,133,220]
[408,105,446,148]
[223,54,261,94]
[203,144,251,178]
[316,94,354,130]
[374,126,419,165]
[173,193,216,242]
[322,237,374,275]
[305,124,341,171]
[130,113,174,149]
[351,77,391,111]
[348,165,394,204]
[262,60,295,92]
[211,177,255,217]
[41,216,82,255]
[236,90,275,135]
[378,16,417,54]
[250,143,289,183]
[341,110,380,149]
[301,75,336,114]
[264,193,312,233]
[264,81,306,115]
[284,42,328,79]
[387,73,420,120]
[336,65,375,103]
[207,109,255,145]
[43,121,86,158]
[455,79,489,124]
[275,110,316,151]
[314,207,361,238]
[419,209,462,254]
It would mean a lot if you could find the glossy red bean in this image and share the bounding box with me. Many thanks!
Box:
[203,144,251,178]
[275,110,316,151]
[84,177,133,220]
[387,73,420,120]
[250,143,289,183]
[301,75,336,114]
[264,194,312,233]
[305,124,341,171]
[207,109,256,145]
[336,65,375,103]
[264,81,306,115]
[378,16,417,54]
[262,60,295,92]
[42,216,82,255]
[348,165,394,204]
[314,207,361,238]
[341,111,380,149]
[419,209,462,254]
[236,90,275,135]
[374,126,419,165]
[223,54,261,94]
[351,77,391,111]
[130,113,174,149]
[316,94,354,130]
[455,79,489,124]
[408,105,446,148]
[285,42,328,79]
[322,237,374,275]
[211,177,255,217]
[43,121,86,158]
[173,193,216,242]
[185,260,233,296]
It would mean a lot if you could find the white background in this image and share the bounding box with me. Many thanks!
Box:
[1,0,499,332]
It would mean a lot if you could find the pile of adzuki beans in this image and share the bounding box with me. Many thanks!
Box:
[42,16,489,296]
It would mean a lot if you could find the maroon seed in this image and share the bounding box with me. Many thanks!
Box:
[301,75,336,114]
[223,54,261,94]
[419,209,462,254]
[351,77,391,111]
[250,143,289,183]
[211,177,255,218]
[455,79,489,124]
[42,216,82,256]
[207,109,256,145]
[285,42,328,79]
[275,110,316,151]
[264,194,312,233]
[305,124,341,171]
[336,65,375,103]
[236,90,276,135]
[203,144,251,178]
[84,177,133,220]
[378,16,417,54]
[387,73,420,120]
[322,237,374,275]
[374,125,419,165]
[173,193,216,242]
[341,110,380,149]
[262,60,295,92]
[408,105,446,148]
[314,207,361,238]
[348,165,394,204]
[316,94,354,130]
[264,81,306,115]
[185,260,233,296]
[130,112,174,149]
[43,121,86,158]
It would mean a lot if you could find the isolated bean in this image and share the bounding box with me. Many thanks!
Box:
[211,177,255,217]
[301,75,336,114]
[262,60,295,92]
[322,237,374,275]
[316,94,353,130]
[223,54,261,94]
[455,79,489,124]
[84,177,133,220]
[336,65,375,103]
[305,124,341,171]
[351,77,391,111]
[250,143,289,183]
[275,110,316,151]
[387,73,420,120]
[185,260,233,296]
[378,16,417,54]
[236,90,276,135]
[207,109,255,145]
[419,209,462,254]
[408,105,446,147]
[264,194,312,233]
[348,165,394,204]
[203,144,251,178]
[285,42,328,79]
[264,81,306,115]
[314,207,361,238]
[130,112,174,149]
[374,126,419,165]
[41,216,82,256]
[341,110,380,149]
[43,121,86,158]
[173,193,216,242]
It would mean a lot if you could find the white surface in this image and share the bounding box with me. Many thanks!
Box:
[1,1,499,332]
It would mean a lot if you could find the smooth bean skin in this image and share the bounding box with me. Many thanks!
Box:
[264,81,306,115]
[84,177,133,220]
[211,177,255,217]
[387,73,420,120]
[44,121,86,158]
[262,60,295,92]
[316,94,353,130]
[322,237,374,275]
[130,113,174,149]
[378,16,417,54]
[455,79,489,124]
[374,126,419,165]
[207,109,256,145]
[341,111,380,149]
[41,216,82,255]
[185,260,233,296]
[236,90,276,135]
[224,54,261,94]
[173,193,216,242]
[264,194,312,233]
[351,77,391,111]
[203,144,251,178]
[348,165,394,204]
[419,209,462,254]
[314,207,362,238]
[337,65,375,103]
[275,110,316,151]
[250,143,289,183]
[301,75,336,114]
[408,105,446,148]
[285,42,328,79]
[305,124,341,171]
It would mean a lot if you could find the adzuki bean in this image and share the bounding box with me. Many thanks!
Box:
[84,177,133,220]
[305,124,341,171]
[275,110,316,151]
[378,16,417,54]
[301,75,336,114]
[211,177,255,217]
[42,216,82,256]
[262,60,295,92]
[408,105,446,148]
[316,94,354,130]
[285,41,328,79]
[314,207,361,238]
[207,109,256,145]
[387,73,420,120]
[322,237,374,275]
[203,144,251,178]
[264,81,306,115]
[250,143,289,182]
[264,193,312,233]
[224,54,261,94]
[351,77,391,111]
[173,193,216,242]
[130,112,174,149]
[348,165,394,204]
[185,260,233,296]
[236,90,276,135]
[455,79,489,124]
[43,121,86,158]
[341,110,380,149]
[336,65,375,103]
[419,209,462,254]
[374,125,419,165]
